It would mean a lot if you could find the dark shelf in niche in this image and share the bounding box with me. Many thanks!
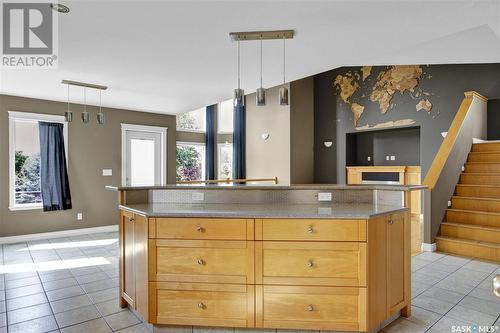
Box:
[346,126,421,167]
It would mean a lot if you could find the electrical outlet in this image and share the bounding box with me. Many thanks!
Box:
[386,156,390,161]
[102,169,112,176]
[461,165,465,172]
[447,200,452,207]
[77,213,83,221]
[192,192,205,201]
[318,192,332,201]
[367,156,371,161]
[390,156,396,161]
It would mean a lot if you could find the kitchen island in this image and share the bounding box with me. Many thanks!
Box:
[108,184,424,333]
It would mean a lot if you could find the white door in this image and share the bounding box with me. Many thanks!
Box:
[122,124,167,186]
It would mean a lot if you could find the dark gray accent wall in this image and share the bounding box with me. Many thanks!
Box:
[314,64,500,184]
[487,99,500,140]
[0,94,177,237]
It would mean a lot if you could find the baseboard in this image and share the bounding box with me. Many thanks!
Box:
[0,225,118,245]
[421,242,437,252]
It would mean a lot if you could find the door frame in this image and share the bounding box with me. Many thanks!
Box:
[121,123,168,186]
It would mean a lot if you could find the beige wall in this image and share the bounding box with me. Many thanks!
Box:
[246,85,291,185]
[0,94,176,237]
[290,77,314,184]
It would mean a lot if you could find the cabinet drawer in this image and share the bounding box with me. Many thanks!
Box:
[155,218,253,240]
[257,242,366,286]
[152,240,254,284]
[259,219,366,241]
[257,285,366,331]
[154,282,254,328]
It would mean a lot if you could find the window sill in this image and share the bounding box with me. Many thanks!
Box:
[9,205,43,211]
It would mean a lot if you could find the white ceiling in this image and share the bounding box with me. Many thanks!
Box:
[1,0,500,115]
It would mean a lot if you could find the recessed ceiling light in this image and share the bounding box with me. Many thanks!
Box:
[51,3,70,13]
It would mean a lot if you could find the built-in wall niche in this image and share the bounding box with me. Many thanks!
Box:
[346,126,421,167]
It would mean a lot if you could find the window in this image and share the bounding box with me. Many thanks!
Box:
[9,111,68,210]
[176,142,206,181]
[176,108,206,132]
[218,143,233,179]
[218,99,233,133]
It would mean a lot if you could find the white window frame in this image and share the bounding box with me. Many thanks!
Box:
[8,111,68,211]
[176,141,206,181]
[217,100,234,134]
[217,142,233,180]
[176,108,206,134]
[121,123,168,186]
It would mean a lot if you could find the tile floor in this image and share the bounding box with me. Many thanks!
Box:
[0,232,499,333]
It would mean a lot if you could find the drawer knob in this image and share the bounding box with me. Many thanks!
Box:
[307,304,314,312]
[307,225,314,234]
[196,226,205,232]
[388,219,394,225]
[128,217,135,222]
[197,302,206,309]
[197,258,206,265]
[307,260,314,268]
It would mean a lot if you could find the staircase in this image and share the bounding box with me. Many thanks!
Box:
[436,142,500,261]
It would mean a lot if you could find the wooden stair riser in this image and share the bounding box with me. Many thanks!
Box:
[459,174,500,185]
[464,164,500,173]
[441,224,500,243]
[452,197,500,213]
[436,238,500,261]
[455,185,500,199]
[472,143,500,152]
[446,210,500,227]
[468,153,500,162]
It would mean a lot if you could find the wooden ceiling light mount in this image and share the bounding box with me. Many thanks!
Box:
[229,30,294,41]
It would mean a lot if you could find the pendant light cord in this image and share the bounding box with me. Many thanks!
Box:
[67,84,70,112]
[83,87,87,112]
[237,40,241,90]
[283,36,286,85]
[260,36,263,88]
[99,90,102,113]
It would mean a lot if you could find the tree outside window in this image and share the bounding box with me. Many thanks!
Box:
[176,143,206,181]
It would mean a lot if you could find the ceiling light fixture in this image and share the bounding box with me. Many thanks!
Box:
[233,40,244,107]
[81,87,89,123]
[65,83,72,122]
[279,35,289,106]
[50,3,70,13]
[61,80,108,125]
[256,35,266,106]
[97,90,105,125]
[229,30,294,107]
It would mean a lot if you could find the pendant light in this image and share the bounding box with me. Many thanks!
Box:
[233,40,245,107]
[279,35,289,106]
[97,90,105,125]
[256,36,266,106]
[65,83,73,122]
[81,87,90,123]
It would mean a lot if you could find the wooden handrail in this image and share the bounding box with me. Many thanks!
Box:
[423,91,488,190]
[176,176,278,185]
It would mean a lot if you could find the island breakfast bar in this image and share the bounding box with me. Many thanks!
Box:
[107,184,424,333]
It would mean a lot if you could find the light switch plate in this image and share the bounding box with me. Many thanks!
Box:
[102,169,112,176]
[390,156,396,161]
[318,192,332,202]
[192,192,205,201]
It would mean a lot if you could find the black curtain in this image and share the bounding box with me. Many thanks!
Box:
[39,122,72,211]
[233,100,245,179]
[205,104,216,180]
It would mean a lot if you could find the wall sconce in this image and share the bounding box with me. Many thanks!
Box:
[261,133,270,141]
[323,141,333,148]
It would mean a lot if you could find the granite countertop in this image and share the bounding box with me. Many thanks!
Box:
[107,184,427,192]
[119,202,408,219]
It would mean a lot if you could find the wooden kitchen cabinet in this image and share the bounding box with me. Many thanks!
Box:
[119,210,149,319]
[119,210,410,332]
